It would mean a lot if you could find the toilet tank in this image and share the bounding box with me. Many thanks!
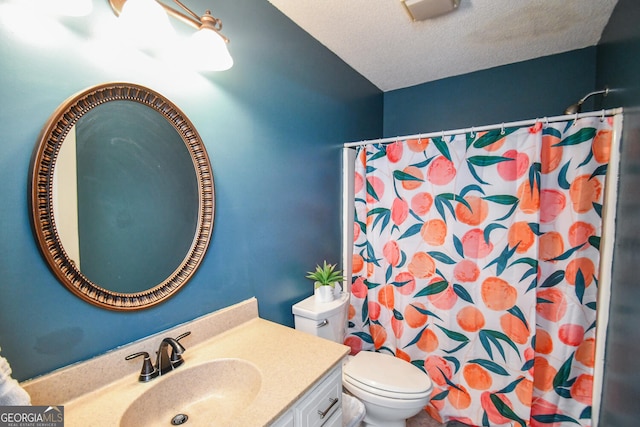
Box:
[292,292,349,343]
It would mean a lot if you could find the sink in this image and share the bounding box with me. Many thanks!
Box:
[120,359,262,427]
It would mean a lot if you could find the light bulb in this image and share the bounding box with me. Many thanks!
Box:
[118,0,174,50]
[189,27,233,71]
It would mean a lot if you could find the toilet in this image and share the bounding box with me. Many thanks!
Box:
[292,293,433,427]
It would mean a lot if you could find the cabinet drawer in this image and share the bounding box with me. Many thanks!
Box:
[296,368,342,427]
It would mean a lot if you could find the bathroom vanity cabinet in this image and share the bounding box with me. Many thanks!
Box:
[271,365,342,427]
[22,299,350,427]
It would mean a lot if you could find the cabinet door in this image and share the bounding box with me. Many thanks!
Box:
[295,368,342,427]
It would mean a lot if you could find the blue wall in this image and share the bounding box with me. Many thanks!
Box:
[383,47,597,136]
[0,0,382,381]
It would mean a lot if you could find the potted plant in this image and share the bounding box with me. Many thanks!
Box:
[306,261,345,303]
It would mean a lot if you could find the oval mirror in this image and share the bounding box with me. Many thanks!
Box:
[30,82,214,310]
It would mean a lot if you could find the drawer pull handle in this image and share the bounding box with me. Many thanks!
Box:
[317,397,339,419]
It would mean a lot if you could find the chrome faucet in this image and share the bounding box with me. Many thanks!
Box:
[126,331,191,382]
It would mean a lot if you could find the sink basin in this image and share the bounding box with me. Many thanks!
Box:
[120,359,262,427]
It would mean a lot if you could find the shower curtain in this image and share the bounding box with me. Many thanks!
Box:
[346,116,618,427]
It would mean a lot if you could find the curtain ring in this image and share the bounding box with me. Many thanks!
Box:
[544,117,549,125]
[573,112,579,126]
[600,109,606,122]
[470,126,476,138]
[500,123,505,135]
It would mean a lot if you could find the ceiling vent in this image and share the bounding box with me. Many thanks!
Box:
[401,0,460,21]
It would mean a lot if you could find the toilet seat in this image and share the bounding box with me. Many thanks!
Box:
[343,351,433,400]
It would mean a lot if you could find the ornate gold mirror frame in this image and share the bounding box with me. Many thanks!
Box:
[30,82,214,310]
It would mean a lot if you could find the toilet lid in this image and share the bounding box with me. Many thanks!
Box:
[343,351,432,396]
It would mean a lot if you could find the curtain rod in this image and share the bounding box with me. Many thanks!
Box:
[343,108,623,148]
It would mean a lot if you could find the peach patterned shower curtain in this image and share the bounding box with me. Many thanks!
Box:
[346,116,617,426]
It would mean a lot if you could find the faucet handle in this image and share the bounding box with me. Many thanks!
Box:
[125,351,157,382]
[169,331,191,365]
[176,331,191,342]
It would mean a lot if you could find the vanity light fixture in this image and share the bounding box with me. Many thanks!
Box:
[108,0,233,71]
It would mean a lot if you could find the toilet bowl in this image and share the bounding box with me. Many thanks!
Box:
[343,351,432,427]
[292,293,433,427]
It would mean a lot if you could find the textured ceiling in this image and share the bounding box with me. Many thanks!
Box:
[268,0,618,92]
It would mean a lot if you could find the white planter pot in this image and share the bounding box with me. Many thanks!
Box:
[314,285,335,303]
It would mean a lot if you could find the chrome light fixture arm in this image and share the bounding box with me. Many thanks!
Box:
[108,0,229,41]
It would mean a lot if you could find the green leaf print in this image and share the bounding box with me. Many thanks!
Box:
[484,244,518,276]
[466,132,475,150]
[369,153,386,164]
[508,257,538,268]
[479,330,521,361]
[439,192,473,211]
[411,360,426,373]
[558,161,571,190]
[351,332,373,344]
[414,280,448,297]
[590,164,608,179]
[532,414,580,425]
[473,127,518,148]
[482,195,520,205]
[575,269,586,303]
[507,306,529,331]
[444,356,461,374]
[484,223,508,245]
[593,202,603,217]
[411,156,435,169]
[393,169,424,183]
[398,223,422,239]
[580,406,592,419]
[366,179,380,201]
[490,394,527,427]
[540,270,565,288]
[543,127,562,138]
[431,136,452,160]
[553,354,574,389]
[453,234,464,257]
[405,326,430,348]
[495,201,520,221]
[408,303,443,321]
[436,324,470,342]
[578,149,594,167]
[428,251,457,264]
[549,243,586,261]
[467,155,515,167]
[392,276,413,290]
[529,162,541,194]
[554,127,597,147]
[434,195,456,220]
[588,235,601,250]
[497,377,525,394]
[431,389,450,401]
[466,161,491,185]
[460,184,485,197]
[469,359,509,375]
[453,284,474,303]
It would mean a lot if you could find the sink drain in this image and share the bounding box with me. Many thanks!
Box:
[171,414,189,425]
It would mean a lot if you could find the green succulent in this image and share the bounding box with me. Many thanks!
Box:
[306,261,344,288]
